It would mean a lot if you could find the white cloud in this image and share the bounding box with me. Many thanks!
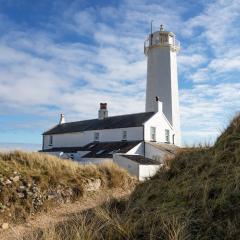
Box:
[180,82,240,145]
[0,0,239,145]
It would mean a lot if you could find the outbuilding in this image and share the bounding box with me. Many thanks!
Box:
[113,154,161,181]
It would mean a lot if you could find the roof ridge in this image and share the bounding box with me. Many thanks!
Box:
[43,112,155,135]
[61,111,155,125]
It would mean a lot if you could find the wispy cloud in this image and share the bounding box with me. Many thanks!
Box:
[0,0,239,145]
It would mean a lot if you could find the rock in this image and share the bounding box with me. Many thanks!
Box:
[85,179,101,191]
[12,176,20,182]
[18,193,25,198]
[19,185,26,191]
[0,203,6,210]
[27,191,33,196]
[2,223,9,229]
[5,179,12,185]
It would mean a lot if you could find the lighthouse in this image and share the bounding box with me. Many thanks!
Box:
[144,25,181,146]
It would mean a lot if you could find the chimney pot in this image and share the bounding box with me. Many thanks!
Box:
[100,103,107,110]
[98,103,108,119]
[154,97,163,113]
[59,113,65,124]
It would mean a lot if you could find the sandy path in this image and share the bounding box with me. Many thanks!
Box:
[0,188,129,240]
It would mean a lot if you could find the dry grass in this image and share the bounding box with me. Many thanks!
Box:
[0,152,135,225]
[26,114,240,240]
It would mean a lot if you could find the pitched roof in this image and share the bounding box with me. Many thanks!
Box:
[39,141,141,158]
[43,112,155,135]
[81,141,141,158]
[120,154,160,165]
[147,142,179,156]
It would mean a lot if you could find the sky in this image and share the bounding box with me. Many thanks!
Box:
[0,0,239,147]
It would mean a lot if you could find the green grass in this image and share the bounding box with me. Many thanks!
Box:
[32,114,240,240]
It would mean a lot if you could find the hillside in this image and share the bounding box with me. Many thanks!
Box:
[33,114,240,240]
[0,151,135,228]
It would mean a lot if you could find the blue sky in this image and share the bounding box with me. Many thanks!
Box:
[0,0,239,146]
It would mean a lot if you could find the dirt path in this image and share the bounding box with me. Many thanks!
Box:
[0,188,130,240]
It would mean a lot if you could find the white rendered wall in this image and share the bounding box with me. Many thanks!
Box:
[170,50,181,146]
[43,127,143,150]
[127,142,144,155]
[113,154,161,181]
[145,42,181,146]
[145,142,168,162]
[113,154,139,178]
[144,112,175,144]
[79,158,113,165]
[139,165,161,181]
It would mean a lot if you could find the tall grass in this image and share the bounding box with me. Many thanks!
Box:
[27,114,240,240]
[0,152,135,225]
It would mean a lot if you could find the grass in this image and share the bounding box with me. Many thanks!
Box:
[29,114,240,240]
[0,152,135,225]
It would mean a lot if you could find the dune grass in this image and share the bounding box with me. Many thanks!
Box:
[0,152,135,225]
[30,114,240,240]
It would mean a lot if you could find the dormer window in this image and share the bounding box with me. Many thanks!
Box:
[150,127,156,141]
[49,135,53,146]
[122,130,127,141]
[94,132,99,142]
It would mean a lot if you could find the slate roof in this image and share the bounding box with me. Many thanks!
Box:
[81,141,141,158]
[40,141,141,158]
[40,147,84,153]
[147,142,178,156]
[121,154,160,165]
[43,112,155,135]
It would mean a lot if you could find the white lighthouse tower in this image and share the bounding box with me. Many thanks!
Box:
[144,25,181,146]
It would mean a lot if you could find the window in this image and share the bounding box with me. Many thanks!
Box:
[172,134,175,145]
[94,132,99,141]
[88,144,95,149]
[165,129,170,143]
[49,135,53,146]
[96,150,105,155]
[150,127,156,141]
[122,130,127,141]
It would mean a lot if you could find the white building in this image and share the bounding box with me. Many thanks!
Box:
[41,25,181,178]
[114,154,162,181]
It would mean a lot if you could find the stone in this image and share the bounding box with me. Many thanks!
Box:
[12,176,20,182]
[85,179,101,191]
[5,179,12,185]
[18,193,25,198]
[19,185,26,191]
[2,223,9,229]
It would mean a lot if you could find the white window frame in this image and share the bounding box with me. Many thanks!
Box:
[122,130,127,141]
[165,129,170,143]
[150,127,156,142]
[94,132,100,142]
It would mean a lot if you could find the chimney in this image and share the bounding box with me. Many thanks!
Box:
[59,113,65,124]
[98,103,108,120]
[154,96,163,113]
